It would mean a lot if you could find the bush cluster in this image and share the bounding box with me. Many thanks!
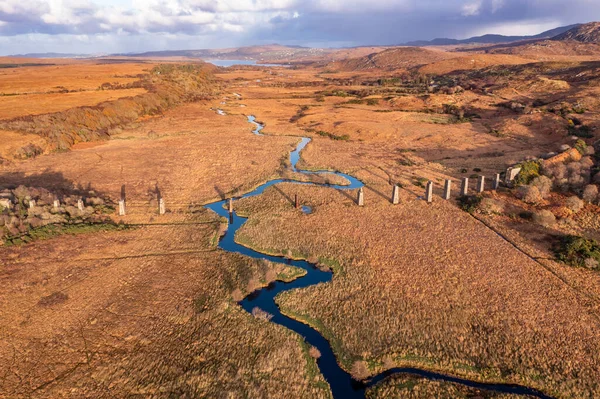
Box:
[554,235,600,270]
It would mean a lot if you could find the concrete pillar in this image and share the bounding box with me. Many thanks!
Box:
[228,198,233,213]
[118,199,126,216]
[53,200,60,209]
[357,187,364,206]
[295,194,299,209]
[29,200,36,209]
[477,176,485,193]
[159,198,166,215]
[77,199,84,211]
[493,173,501,190]
[425,181,433,203]
[443,180,452,200]
[460,178,469,196]
[392,185,400,205]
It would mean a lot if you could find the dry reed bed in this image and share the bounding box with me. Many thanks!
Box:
[234,182,600,398]
[0,219,329,398]
[0,107,298,208]
[366,374,530,398]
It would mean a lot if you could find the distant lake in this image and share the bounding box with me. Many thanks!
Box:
[206,59,288,67]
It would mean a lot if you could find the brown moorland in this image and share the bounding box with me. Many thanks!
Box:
[0,216,329,398]
[216,58,600,398]
[1,42,600,399]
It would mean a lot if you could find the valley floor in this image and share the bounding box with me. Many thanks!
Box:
[1,61,600,398]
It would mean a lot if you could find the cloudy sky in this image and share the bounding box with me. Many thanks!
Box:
[0,0,598,55]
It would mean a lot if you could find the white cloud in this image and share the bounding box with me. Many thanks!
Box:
[0,0,598,55]
[462,0,482,16]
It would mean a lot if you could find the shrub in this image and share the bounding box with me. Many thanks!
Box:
[566,162,588,190]
[457,195,482,213]
[566,196,584,213]
[514,160,540,185]
[583,185,599,203]
[553,235,600,269]
[544,163,567,180]
[575,139,588,155]
[530,176,553,199]
[251,307,274,321]
[309,346,321,359]
[580,156,595,169]
[568,124,593,138]
[586,258,600,269]
[479,198,504,214]
[350,360,370,380]
[231,288,244,302]
[532,210,556,227]
[517,185,542,204]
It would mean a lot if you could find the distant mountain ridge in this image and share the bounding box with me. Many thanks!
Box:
[9,52,94,58]
[404,24,580,46]
[122,44,324,61]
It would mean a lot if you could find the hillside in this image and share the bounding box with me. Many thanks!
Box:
[329,47,454,71]
[128,44,332,62]
[481,39,600,58]
[0,62,217,155]
[553,22,600,43]
[418,54,533,75]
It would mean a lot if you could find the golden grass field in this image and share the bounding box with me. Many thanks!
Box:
[0,61,153,119]
[0,88,148,120]
[1,48,600,398]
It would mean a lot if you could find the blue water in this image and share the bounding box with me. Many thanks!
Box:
[301,205,312,214]
[203,116,554,399]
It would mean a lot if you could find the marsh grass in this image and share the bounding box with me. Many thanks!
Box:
[4,222,130,246]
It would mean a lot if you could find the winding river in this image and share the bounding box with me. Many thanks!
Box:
[204,115,554,399]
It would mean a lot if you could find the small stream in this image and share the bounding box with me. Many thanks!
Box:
[204,116,554,399]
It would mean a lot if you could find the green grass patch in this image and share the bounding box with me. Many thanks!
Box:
[298,338,333,398]
[457,195,482,214]
[412,177,428,188]
[514,160,540,186]
[277,266,307,283]
[553,235,600,270]
[4,222,130,246]
[318,256,344,276]
[316,131,350,141]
